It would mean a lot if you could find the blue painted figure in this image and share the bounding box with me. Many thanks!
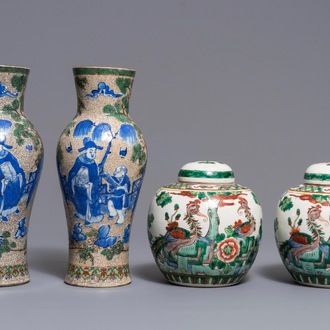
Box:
[0,82,18,98]
[0,136,26,222]
[68,137,103,226]
[101,166,131,225]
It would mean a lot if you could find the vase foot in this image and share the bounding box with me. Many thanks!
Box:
[64,263,131,288]
[0,263,30,287]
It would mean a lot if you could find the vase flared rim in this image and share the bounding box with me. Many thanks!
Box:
[73,66,136,77]
[0,65,30,73]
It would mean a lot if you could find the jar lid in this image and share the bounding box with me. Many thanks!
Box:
[178,161,235,184]
[304,162,330,185]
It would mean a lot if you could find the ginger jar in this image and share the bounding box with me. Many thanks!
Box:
[148,161,263,287]
[275,162,330,287]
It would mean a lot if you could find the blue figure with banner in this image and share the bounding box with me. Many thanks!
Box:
[68,137,104,226]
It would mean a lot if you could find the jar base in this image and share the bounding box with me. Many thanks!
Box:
[291,272,330,288]
[64,263,131,288]
[162,272,245,287]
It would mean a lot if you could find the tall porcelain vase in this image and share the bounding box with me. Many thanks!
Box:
[57,67,147,287]
[0,65,43,286]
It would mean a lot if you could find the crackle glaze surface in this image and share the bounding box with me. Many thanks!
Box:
[148,161,262,287]
[57,67,147,287]
[275,163,330,287]
[0,65,43,286]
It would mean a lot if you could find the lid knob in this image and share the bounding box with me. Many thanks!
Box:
[304,162,330,185]
[178,161,235,184]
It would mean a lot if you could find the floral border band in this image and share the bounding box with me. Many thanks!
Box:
[0,264,29,280]
[67,264,130,281]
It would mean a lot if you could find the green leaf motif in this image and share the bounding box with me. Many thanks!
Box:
[156,191,172,208]
[77,99,85,114]
[251,191,260,205]
[100,241,124,260]
[131,143,146,167]
[103,104,127,122]
[2,99,20,113]
[75,76,88,90]
[148,213,155,229]
[11,75,27,92]
[279,196,293,212]
[216,233,226,243]
[224,225,235,238]
[2,231,10,238]
[78,247,95,266]
[116,77,132,95]
[312,194,330,204]
[56,144,64,164]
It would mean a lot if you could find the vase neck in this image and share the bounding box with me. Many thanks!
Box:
[0,66,29,115]
[73,67,135,116]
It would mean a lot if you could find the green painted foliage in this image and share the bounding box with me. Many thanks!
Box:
[11,75,27,92]
[1,98,42,154]
[279,196,293,212]
[156,191,172,208]
[78,246,95,266]
[224,225,235,238]
[2,99,19,113]
[131,143,147,166]
[312,194,330,204]
[103,104,127,122]
[57,144,64,164]
[77,99,86,114]
[100,241,124,260]
[0,231,14,259]
[251,192,260,205]
[85,228,98,238]
[215,233,226,243]
[116,77,132,94]
[148,213,155,229]
[75,76,88,90]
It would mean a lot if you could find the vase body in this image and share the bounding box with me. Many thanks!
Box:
[57,67,147,287]
[148,161,262,287]
[275,163,330,287]
[0,65,43,286]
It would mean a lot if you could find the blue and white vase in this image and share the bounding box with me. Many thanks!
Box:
[0,65,43,286]
[57,66,147,287]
